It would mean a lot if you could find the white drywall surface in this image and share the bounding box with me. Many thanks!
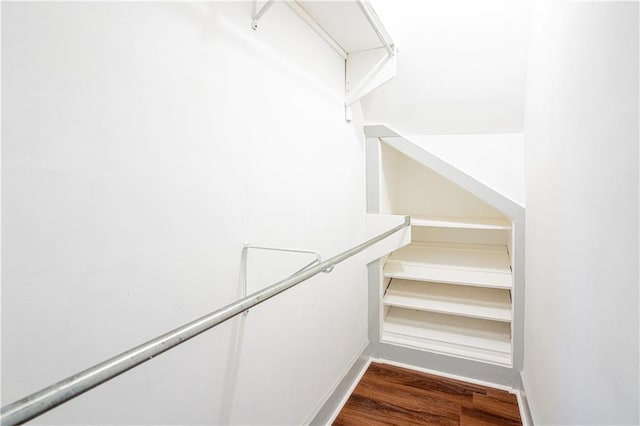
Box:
[2,2,368,424]
[363,0,531,134]
[523,1,639,424]
[407,134,525,208]
[380,142,506,218]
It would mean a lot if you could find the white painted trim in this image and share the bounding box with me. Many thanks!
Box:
[515,389,533,426]
[367,260,383,358]
[410,215,512,231]
[519,370,538,426]
[364,123,401,138]
[324,357,372,425]
[374,358,514,392]
[511,218,526,371]
[305,341,371,425]
[365,135,381,214]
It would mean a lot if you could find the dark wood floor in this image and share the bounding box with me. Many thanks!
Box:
[333,362,522,426]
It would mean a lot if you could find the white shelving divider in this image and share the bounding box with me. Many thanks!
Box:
[383,308,512,366]
[384,279,512,322]
[251,0,397,121]
[381,214,514,367]
[383,242,512,289]
[410,216,511,230]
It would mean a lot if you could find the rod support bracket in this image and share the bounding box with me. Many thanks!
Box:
[251,0,275,30]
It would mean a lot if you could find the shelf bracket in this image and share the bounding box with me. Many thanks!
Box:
[344,46,397,122]
[240,243,334,314]
[251,0,276,30]
[249,0,398,122]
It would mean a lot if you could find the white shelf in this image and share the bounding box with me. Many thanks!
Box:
[384,279,512,322]
[296,1,386,53]
[410,216,511,231]
[281,1,397,114]
[383,307,512,366]
[383,242,512,289]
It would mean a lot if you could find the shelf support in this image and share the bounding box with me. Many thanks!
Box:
[343,0,397,121]
[251,0,275,30]
[344,46,397,121]
[241,243,334,314]
[249,0,397,122]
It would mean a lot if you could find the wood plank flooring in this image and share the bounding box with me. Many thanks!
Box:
[333,362,522,426]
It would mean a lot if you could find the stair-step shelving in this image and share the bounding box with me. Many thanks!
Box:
[383,241,512,289]
[381,216,514,367]
[383,307,512,366]
[366,128,524,382]
[383,279,512,322]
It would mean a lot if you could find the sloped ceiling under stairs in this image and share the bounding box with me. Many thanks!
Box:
[363,0,531,135]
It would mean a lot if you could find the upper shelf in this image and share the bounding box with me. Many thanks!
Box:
[252,1,397,119]
[410,216,512,231]
[295,1,394,55]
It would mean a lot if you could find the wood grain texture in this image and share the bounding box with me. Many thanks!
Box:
[333,362,522,426]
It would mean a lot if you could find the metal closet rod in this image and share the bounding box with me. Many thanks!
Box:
[0,216,411,426]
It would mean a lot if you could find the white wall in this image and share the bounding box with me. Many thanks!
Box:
[2,2,368,424]
[363,0,531,134]
[380,143,504,218]
[408,133,525,207]
[523,1,639,424]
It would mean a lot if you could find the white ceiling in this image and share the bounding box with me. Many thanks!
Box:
[362,0,532,134]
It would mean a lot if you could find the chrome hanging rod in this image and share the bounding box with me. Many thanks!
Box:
[0,216,410,426]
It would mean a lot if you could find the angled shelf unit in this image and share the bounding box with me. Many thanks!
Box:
[372,140,516,368]
[381,218,515,366]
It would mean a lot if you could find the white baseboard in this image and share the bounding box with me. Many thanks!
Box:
[515,389,533,426]
[519,370,536,425]
[304,343,537,426]
[378,358,535,425]
[305,341,371,425]
[379,342,514,387]
[375,357,513,392]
